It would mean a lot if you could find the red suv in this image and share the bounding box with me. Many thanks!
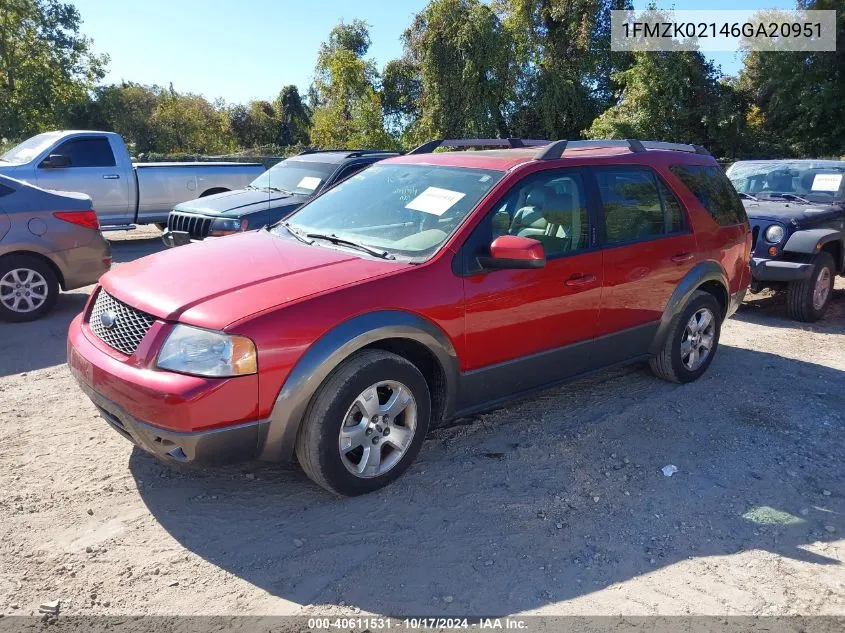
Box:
[68,139,751,496]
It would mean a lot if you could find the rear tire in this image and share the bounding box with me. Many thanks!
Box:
[0,254,59,322]
[650,290,722,384]
[786,252,834,322]
[296,349,431,496]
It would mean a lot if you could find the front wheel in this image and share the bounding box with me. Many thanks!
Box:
[650,290,722,384]
[296,349,431,496]
[787,252,835,322]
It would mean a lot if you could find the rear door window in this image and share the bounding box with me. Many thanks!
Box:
[51,137,116,168]
[670,164,747,226]
[593,167,686,245]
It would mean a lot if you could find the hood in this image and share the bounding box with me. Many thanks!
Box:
[173,188,310,218]
[742,199,844,223]
[100,230,405,330]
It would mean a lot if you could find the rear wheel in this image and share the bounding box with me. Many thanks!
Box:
[296,349,430,496]
[787,252,835,322]
[650,290,722,384]
[0,254,59,322]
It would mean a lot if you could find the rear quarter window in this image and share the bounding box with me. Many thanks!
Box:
[670,164,747,226]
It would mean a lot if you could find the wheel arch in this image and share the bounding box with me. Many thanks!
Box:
[649,261,729,356]
[199,187,229,198]
[258,310,459,462]
[784,229,844,271]
[0,249,66,290]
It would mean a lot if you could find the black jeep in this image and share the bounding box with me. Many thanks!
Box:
[162,148,399,247]
[727,159,845,321]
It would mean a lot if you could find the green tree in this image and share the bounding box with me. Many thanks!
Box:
[91,82,162,153]
[400,0,515,141]
[150,86,235,154]
[738,0,845,157]
[274,85,311,146]
[310,20,395,149]
[0,0,107,138]
[498,0,632,140]
[585,50,744,157]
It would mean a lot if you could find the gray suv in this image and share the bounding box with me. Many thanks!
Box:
[0,174,111,322]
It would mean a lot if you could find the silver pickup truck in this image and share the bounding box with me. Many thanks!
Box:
[0,131,264,229]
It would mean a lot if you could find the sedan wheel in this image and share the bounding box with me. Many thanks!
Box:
[0,268,49,314]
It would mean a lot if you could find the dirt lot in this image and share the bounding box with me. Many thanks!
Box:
[1,226,843,618]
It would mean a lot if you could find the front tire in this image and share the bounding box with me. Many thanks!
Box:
[787,252,834,322]
[296,349,431,496]
[650,290,722,384]
[0,254,59,322]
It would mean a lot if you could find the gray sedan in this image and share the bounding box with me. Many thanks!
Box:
[0,174,111,322]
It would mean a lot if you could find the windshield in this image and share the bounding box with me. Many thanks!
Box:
[727,160,845,203]
[1,132,61,164]
[249,158,336,195]
[272,163,504,259]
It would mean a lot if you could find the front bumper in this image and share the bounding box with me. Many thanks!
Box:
[67,312,265,464]
[750,257,814,282]
[161,229,201,248]
[75,378,265,464]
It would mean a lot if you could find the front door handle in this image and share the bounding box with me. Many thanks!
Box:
[103,174,120,180]
[564,273,597,288]
[671,252,693,263]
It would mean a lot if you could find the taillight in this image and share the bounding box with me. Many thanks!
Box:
[53,211,100,230]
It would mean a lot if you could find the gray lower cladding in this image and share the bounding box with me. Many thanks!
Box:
[454,322,657,416]
[751,257,814,282]
[75,377,266,465]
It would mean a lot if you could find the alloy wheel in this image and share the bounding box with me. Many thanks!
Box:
[0,268,49,313]
[813,266,832,311]
[338,380,417,478]
[680,307,715,371]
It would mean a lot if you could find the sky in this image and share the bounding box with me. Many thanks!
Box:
[71,0,796,105]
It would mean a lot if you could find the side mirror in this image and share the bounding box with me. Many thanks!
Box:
[41,154,70,168]
[478,235,546,270]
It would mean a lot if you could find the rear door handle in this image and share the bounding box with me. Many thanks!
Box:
[103,174,120,180]
[564,273,597,288]
[671,252,693,263]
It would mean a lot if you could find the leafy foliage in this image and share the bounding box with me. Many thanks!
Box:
[2,0,845,160]
[309,21,396,149]
[0,0,107,137]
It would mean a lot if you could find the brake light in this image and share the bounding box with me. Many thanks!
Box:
[53,211,100,230]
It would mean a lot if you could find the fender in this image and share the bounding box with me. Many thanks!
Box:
[784,228,844,268]
[258,310,459,462]
[649,261,729,356]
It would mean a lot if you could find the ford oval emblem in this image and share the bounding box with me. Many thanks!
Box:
[100,310,118,330]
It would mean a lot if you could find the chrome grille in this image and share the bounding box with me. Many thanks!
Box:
[167,211,213,239]
[89,290,155,356]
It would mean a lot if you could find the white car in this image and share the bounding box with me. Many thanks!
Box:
[0,131,265,229]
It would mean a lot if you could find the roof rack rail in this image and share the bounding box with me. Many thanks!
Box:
[534,139,711,160]
[297,148,396,156]
[408,138,550,155]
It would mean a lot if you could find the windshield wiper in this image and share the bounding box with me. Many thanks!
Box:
[769,193,813,204]
[265,186,295,195]
[305,232,395,260]
[281,222,313,244]
[738,192,759,201]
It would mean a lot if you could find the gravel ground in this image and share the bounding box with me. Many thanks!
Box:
[0,226,843,618]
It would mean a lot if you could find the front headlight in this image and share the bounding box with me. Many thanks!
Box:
[209,217,248,237]
[764,224,785,244]
[157,325,257,377]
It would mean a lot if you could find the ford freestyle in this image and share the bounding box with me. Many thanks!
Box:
[68,138,751,496]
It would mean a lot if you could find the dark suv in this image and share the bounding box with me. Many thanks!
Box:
[161,149,399,247]
[69,138,750,496]
[727,159,845,321]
